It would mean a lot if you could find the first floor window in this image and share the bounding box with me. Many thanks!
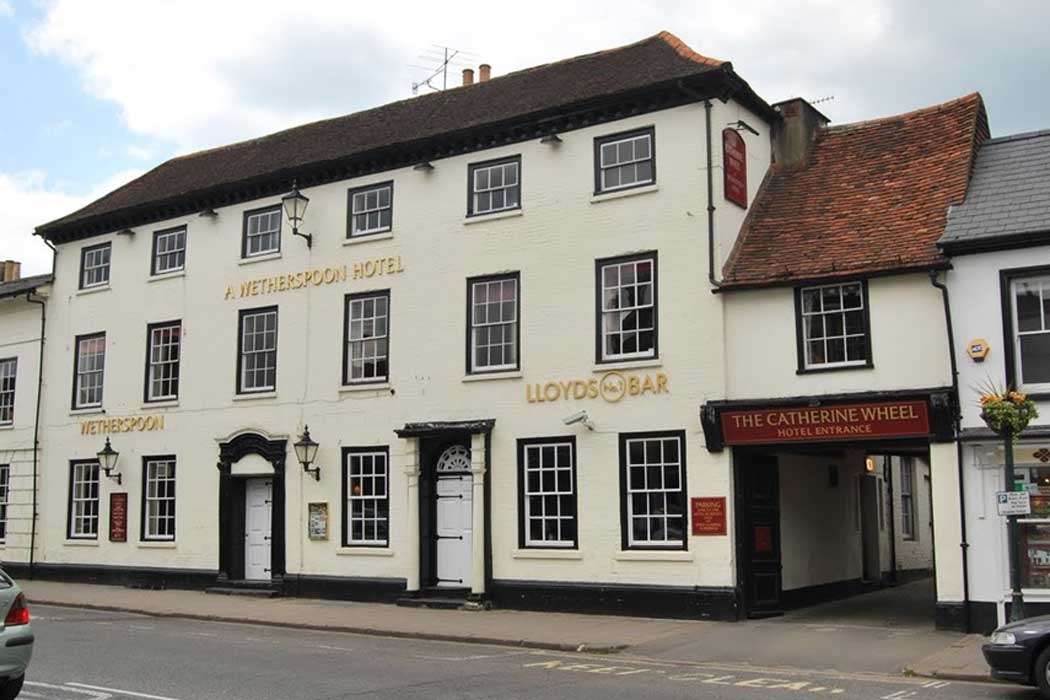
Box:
[146,321,181,401]
[343,448,389,546]
[73,333,106,409]
[143,457,176,541]
[0,358,15,425]
[798,281,869,369]
[69,460,100,539]
[80,242,111,289]
[344,292,389,384]
[238,308,278,393]
[152,226,186,274]
[348,183,393,236]
[595,128,654,194]
[620,431,686,549]
[900,457,915,540]
[468,157,520,216]
[468,274,519,372]
[0,464,8,542]
[518,438,577,548]
[598,254,656,362]
[1012,275,1050,389]
[243,207,281,257]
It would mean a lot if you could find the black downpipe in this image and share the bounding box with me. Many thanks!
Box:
[930,268,969,628]
[704,99,720,288]
[24,292,45,580]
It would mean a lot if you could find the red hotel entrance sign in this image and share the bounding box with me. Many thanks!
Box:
[721,400,930,445]
[723,129,748,208]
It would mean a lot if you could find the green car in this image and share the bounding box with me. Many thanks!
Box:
[0,571,32,700]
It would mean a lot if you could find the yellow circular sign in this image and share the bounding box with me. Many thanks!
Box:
[599,371,627,403]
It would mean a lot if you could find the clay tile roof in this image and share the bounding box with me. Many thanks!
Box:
[38,32,735,241]
[721,93,989,289]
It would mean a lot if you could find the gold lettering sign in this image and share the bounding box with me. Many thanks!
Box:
[80,415,166,436]
[526,372,669,404]
[224,256,406,300]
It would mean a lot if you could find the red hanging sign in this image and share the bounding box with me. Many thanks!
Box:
[721,400,930,446]
[723,129,748,208]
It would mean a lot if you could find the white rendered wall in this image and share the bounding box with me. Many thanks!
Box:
[0,292,47,565]
[36,100,772,590]
[778,451,864,590]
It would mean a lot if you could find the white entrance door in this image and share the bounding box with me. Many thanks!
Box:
[436,474,473,589]
[245,478,272,580]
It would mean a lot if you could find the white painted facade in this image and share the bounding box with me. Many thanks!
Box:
[949,246,1050,627]
[32,99,779,602]
[719,271,958,607]
[0,288,47,566]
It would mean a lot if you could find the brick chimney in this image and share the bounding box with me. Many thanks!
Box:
[772,98,830,167]
[462,68,474,87]
[0,260,20,282]
[479,64,491,83]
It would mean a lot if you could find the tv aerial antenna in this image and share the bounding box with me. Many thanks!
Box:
[409,44,481,94]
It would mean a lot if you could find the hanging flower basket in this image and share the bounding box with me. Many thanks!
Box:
[980,389,1038,437]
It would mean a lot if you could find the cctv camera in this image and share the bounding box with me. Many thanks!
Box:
[562,411,594,430]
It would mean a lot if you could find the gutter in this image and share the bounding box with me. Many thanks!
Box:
[929,268,970,630]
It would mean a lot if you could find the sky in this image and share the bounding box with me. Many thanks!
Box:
[2,0,1049,276]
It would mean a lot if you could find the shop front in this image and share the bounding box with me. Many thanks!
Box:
[702,390,956,619]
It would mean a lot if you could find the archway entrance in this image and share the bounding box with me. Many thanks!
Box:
[216,432,287,588]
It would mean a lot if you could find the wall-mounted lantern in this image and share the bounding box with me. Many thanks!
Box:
[294,426,321,481]
[97,437,122,485]
[282,180,312,248]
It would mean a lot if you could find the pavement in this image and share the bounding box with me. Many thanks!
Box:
[20,577,995,684]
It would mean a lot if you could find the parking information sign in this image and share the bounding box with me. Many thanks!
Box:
[997,491,1032,516]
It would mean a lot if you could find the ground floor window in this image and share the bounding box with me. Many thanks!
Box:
[900,456,916,540]
[343,447,389,547]
[517,437,577,548]
[142,457,176,540]
[619,431,687,549]
[68,460,100,539]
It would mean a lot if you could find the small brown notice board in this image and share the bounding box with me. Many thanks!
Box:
[691,496,727,536]
[109,492,128,542]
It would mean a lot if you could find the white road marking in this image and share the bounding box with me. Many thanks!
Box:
[25,682,110,698]
[880,691,917,699]
[315,644,355,652]
[67,683,184,700]
[920,680,951,689]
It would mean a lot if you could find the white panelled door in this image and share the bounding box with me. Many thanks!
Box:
[245,478,273,580]
[434,445,474,589]
[436,474,473,588]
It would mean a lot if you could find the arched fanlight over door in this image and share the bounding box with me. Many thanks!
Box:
[436,445,472,473]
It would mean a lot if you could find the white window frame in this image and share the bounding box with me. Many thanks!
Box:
[349,183,393,237]
[469,275,519,373]
[0,464,9,543]
[238,308,278,394]
[623,433,686,549]
[345,449,389,547]
[521,440,577,548]
[469,158,520,216]
[80,243,111,289]
[74,334,106,409]
[900,457,916,541]
[243,207,282,258]
[147,322,181,402]
[143,457,176,541]
[345,293,389,384]
[596,129,654,194]
[152,227,186,275]
[0,358,15,425]
[799,282,868,370]
[1011,276,1050,392]
[69,461,100,539]
[599,256,656,362]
